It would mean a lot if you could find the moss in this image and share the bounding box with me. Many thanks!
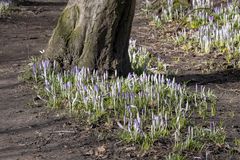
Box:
[54,5,80,41]
[45,5,81,63]
[77,39,96,69]
[67,26,82,51]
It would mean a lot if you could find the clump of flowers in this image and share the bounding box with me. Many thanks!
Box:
[30,53,220,152]
[146,0,240,66]
[129,38,167,74]
[0,0,11,16]
[171,0,240,65]
[128,38,151,74]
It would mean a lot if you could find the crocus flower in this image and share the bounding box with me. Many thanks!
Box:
[45,79,51,93]
[42,60,50,70]
[94,85,99,93]
[66,81,72,90]
[128,120,132,133]
[209,16,214,23]
[134,118,141,133]
[41,60,50,78]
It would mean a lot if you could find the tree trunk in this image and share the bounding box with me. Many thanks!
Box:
[44,0,136,76]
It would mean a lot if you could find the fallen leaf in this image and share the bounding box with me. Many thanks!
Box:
[95,145,106,156]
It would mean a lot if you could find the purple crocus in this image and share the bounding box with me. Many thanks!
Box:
[42,60,50,70]
[83,85,87,92]
[45,79,51,93]
[66,81,72,90]
[128,120,132,133]
[124,93,129,100]
[133,118,141,133]
[71,66,79,75]
[209,16,214,23]
[41,60,50,78]
[94,85,99,93]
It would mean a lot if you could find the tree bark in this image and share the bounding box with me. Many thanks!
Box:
[44,0,136,76]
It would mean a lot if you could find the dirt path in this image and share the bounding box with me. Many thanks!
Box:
[1,1,240,160]
[0,2,90,160]
[0,2,136,160]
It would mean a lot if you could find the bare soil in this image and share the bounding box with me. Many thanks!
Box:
[0,0,240,159]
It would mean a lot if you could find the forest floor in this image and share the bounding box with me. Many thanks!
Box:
[0,0,240,159]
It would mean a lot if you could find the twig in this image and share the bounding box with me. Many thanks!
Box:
[36,95,48,103]
[54,130,76,133]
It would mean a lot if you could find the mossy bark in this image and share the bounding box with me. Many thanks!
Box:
[45,0,136,76]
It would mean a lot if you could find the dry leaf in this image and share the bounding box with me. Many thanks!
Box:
[95,145,106,156]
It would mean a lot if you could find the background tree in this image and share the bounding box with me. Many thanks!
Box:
[44,0,136,76]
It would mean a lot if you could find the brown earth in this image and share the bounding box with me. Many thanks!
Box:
[0,0,240,160]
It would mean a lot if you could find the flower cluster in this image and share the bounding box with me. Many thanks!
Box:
[129,39,167,74]
[159,0,186,22]
[32,56,216,150]
[170,0,240,65]
[194,3,240,56]
[147,0,240,65]
[128,38,151,74]
[0,0,11,16]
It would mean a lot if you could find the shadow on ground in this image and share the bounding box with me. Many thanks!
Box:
[16,0,67,7]
[173,68,240,85]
